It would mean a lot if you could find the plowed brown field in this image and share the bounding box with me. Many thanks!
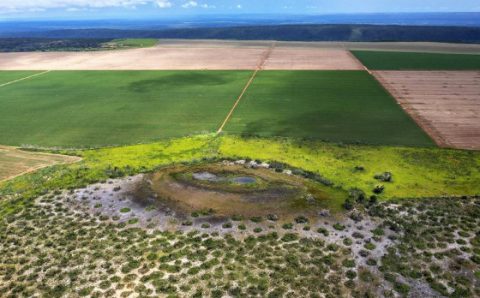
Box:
[0,146,80,182]
[374,71,480,150]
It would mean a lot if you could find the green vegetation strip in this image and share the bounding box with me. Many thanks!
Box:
[225,71,434,147]
[102,39,159,49]
[352,50,480,70]
[1,135,479,217]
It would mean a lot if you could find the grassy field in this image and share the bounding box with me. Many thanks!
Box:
[0,70,251,148]
[0,71,41,85]
[0,70,434,148]
[352,50,480,70]
[225,71,434,147]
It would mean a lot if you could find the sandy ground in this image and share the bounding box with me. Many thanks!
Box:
[0,145,80,182]
[0,42,363,70]
[374,71,480,150]
[157,40,480,54]
[263,47,363,70]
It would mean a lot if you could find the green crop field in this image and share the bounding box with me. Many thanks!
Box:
[0,71,40,85]
[0,70,251,148]
[352,50,480,70]
[225,70,434,147]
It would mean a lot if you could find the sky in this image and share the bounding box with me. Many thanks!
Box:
[0,0,479,19]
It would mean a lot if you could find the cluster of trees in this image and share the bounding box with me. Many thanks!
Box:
[0,38,112,52]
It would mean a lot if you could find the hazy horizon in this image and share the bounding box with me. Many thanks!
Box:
[1,0,479,20]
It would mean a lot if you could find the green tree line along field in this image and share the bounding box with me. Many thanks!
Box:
[0,70,433,148]
[352,51,480,70]
[0,38,158,52]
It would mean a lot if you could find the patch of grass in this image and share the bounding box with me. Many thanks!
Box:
[219,136,480,200]
[352,51,480,70]
[225,70,433,147]
[102,39,158,49]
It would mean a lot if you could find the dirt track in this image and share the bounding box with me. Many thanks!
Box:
[374,71,480,150]
[0,42,362,70]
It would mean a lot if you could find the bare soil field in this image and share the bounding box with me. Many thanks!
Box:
[0,146,80,182]
[374,71,480,150]
[0,42,361,70]
[157,40,480,54]
[263,47,363,70]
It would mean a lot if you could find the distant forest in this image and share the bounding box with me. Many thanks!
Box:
[1,24,480,51]
[0,39,112,52]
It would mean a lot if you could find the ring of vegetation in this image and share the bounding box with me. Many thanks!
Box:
[132,162,342,219]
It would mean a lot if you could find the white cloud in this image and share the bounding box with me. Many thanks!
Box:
[0,0,174,11]
[155,0,172,8]
[236,4,242,9]
[181,1,197,8]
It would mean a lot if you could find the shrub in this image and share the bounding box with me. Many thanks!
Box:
[394,282,410,295]
[294,216,309,224]
[281,233,298,242]
[374,172,392,182]
[346,270,357,279]
[373,185,385,194]
[317,227,329,236]
[333,223,345,231]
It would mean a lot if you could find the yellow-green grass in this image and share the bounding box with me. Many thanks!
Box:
[0,70,251,148]
[225,71,434,147]
[352,50,480,70]
[219,136,480,199]
[102,39,158,49]
[1,135,479,218]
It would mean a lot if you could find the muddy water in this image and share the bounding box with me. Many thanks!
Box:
[192,171,257,185]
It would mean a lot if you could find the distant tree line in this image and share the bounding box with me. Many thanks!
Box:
[2,24,480,44]
[0,38,112,52]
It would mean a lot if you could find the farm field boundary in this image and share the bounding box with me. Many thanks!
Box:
[0,70,50,88]
[217,43,275,133]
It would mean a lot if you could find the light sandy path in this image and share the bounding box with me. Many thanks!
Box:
[0,70,51,88]
[0,145,81,182]
[217,43,276,133]
[374,71,480,150]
